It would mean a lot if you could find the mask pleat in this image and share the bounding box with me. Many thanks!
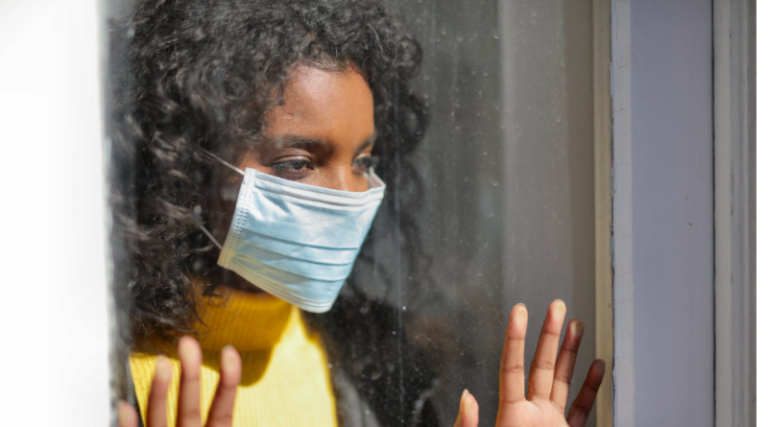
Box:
[229,244,356,281]
[226,255,346,311]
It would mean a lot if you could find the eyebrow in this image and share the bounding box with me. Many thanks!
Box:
[262,134,325,151]
[354,134,377,155]
[262,133,377,154]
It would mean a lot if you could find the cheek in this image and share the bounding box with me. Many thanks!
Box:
[353,176,370,192]
[350,165,375,192]
[250,165,274,175]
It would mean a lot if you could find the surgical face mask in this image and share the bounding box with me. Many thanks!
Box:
[199,151,386,313]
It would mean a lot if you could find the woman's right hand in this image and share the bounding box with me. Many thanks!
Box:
[454,300,604,427]
[118,336,243,427]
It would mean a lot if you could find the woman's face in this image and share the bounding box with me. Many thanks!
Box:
[238,63,376,192]
[210,63,376,291]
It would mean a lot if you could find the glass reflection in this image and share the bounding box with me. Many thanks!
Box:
[106,0,599,426]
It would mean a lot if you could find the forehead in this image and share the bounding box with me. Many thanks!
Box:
[264,64,375,142]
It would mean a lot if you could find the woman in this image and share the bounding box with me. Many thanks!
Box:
[109,0,605,426]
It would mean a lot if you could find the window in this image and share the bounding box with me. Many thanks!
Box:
[106,0,601,426]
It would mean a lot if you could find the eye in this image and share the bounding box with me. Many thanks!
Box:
[352,155,380,173]
[271,158,314,180]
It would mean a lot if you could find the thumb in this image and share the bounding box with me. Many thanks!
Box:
[453,389,479,427]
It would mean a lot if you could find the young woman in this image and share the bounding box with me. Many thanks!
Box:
[109,0,605,426]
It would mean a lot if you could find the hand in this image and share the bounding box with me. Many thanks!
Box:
[118,336,243,427]
[454,300,605,427]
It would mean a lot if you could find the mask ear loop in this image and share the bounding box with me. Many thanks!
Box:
[200,149,245,176]
[198,222,223,250]
[194,149,246,251]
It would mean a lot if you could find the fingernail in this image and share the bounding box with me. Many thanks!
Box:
[117,401,134,425]
[596,360,606,375]
[573,320,585,335]
[460,389,468,412]
[178,336,201,364]
[222,345,237,369]
[178,336,191,356]
[552,300,566,317]
[156,356,171,381]
[514,303,527,316]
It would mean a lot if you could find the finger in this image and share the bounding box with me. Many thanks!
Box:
[206,345,242,427]
[550,319,585,412]
[118,401,139,427]
[146,356,173,427]
[499,303,528,407]
[453,390,479,427]
[177,336,204,427]
[566,359,606,427]
[528,299,567,401]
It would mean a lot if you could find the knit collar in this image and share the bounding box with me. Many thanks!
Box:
[194,287,295,352]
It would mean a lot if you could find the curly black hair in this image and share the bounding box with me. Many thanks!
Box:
[108,0,429,341]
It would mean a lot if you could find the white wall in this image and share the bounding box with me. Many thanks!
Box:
[0,0,110,425]
[612,0,714,426]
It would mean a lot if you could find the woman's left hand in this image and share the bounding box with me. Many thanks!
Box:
[454,300,605,427]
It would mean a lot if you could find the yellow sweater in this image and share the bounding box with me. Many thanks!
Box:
[129,289,338,426]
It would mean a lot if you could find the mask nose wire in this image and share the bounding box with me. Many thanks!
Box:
[194,148,245,251]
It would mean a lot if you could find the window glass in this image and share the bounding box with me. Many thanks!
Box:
[106,0,596,426]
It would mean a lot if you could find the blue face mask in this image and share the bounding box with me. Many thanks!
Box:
[200,151,386,313]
